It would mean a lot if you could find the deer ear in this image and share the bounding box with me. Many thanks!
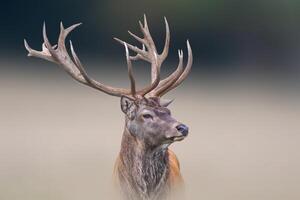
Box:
[160,98,174,107]
[120,96,137,119]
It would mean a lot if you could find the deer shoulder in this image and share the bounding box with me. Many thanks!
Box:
[167,149,183,187]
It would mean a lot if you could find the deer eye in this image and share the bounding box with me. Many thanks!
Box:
[142,114,153,120]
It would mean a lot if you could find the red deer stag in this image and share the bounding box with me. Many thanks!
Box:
[24,15,192,200]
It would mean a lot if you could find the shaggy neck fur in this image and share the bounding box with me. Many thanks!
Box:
[118,128,170,200]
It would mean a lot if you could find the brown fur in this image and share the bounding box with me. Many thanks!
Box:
[114,149,183,188]
[166,150,183,187]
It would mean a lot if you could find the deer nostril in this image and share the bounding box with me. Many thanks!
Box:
[176,124,189,136]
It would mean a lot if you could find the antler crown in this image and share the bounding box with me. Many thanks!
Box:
[24,15,193,98]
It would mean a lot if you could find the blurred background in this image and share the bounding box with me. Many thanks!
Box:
[1,0,300,200]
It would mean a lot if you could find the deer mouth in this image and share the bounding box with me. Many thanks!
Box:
[168,135,186,142]
[173,135,185,141]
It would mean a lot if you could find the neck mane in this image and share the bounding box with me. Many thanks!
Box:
[117,127,170,199]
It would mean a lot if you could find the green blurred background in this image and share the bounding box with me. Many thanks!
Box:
[2,0,300,72]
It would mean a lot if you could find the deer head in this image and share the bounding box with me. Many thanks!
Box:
[24,15,192,149]
[121,96,189,149]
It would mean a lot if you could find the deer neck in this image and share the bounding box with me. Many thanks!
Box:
[118,127,170,199]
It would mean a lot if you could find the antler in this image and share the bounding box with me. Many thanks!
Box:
[114,15,193,97]
[24,22,145,97]
[25,15,193,99]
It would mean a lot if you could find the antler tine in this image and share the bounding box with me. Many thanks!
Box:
[161,17,170,61]
[42,22,52,50]
[128,30,144,45]
[114,37,149,61]
[24,39,54,62]
[139,52,160,96]
[140,14,157,53]
[58,22,82,52]
[124,43,136,97]
[158,40,193,96]
[69,40,93,84]
[25,22,135,97]
[151,49,184,96]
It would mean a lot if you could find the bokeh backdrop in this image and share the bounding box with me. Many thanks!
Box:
[1,0,300,200]
[2,0,300,71]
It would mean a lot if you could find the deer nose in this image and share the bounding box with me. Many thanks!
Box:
[176,124,189,136]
